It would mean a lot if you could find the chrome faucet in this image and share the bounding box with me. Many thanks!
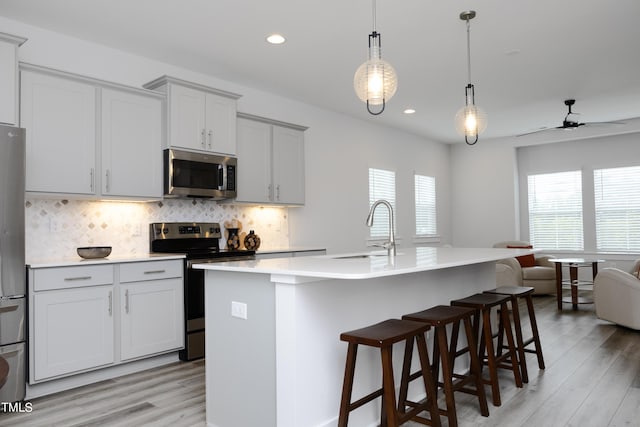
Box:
[366,199,396,256]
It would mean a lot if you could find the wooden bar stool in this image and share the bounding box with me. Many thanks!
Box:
[483,286,545,383]
[451,293,523,407]
[400,306,489,427]
[338,319,441,427]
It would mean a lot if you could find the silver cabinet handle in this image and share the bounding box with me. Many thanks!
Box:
[144,269,166,275]
[105,169,110,193]
[90,168,95,192]
[276,184,280,201]
[64,276,92,281]
[125,289,129,314]
[268,184,273,201]
[108,290,113,316]
[208,130,213,149]
[201,129,206,148]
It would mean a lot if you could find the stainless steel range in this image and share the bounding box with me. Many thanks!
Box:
[150,222,255,361]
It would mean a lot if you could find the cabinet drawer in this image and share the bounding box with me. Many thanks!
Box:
[33,265,114,291]
[119,260,183,283]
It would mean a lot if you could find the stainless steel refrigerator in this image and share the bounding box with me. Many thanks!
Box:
[0,124,26,403]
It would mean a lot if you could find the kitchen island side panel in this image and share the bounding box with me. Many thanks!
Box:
[204,270,277,427]
[205,262,495,427]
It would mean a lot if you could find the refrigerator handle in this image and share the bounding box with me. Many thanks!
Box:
[0,302,19,313]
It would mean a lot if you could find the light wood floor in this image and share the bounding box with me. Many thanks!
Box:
[1,295,639,427]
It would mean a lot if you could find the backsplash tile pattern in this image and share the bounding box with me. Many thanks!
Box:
[26,198,289,261]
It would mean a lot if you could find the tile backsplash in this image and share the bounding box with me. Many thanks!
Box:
[25,198,289,261]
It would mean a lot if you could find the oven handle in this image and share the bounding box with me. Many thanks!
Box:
[187,256,255,268]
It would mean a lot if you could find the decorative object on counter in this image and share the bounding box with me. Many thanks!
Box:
[226,228,240,250]
[243,230,261,251]
[77,246,112,259]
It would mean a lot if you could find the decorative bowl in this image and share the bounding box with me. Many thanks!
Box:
[77,246,112,259]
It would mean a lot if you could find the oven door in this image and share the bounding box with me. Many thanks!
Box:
[182,255,255,361]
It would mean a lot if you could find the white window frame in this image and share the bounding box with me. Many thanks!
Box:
[594,165,640,252]
[368,167,396,240]
[414,174,439,243]
[527,170,584,250]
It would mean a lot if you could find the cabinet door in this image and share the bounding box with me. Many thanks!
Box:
[21,71,96,194]
[32,286,114,381]
[101,89,162,198]
[272,126,305,204]
[235,118,272,203]
[0,38,19,125]
[168,84,206,151]
[205,93,237,155]
[120,278,184,361]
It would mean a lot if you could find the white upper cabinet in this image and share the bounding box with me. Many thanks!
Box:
[20,64,164,199]
[236,118,272,203]
[0,32,26,125]
[21,69,97,195]
[144,76,240,155]
[236,114,307,205]
[272,125,305,205]
[101,88,162,198]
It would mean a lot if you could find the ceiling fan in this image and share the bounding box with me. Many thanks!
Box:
[517,99,626,136]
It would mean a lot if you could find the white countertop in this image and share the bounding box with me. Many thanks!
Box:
[193,246,532,280]
[255,247,326,255]
[27,253,185,268]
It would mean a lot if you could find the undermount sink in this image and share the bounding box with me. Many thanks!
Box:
[332,254,389,259]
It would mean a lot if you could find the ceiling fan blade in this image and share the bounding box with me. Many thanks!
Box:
[516,127,551,137]
[583,120,626,126]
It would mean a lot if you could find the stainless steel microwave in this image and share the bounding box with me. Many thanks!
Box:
[164,149,237,199]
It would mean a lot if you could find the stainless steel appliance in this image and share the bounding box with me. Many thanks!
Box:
[0,124,26,403]
[164,149,237,199]
[150,222,254,361]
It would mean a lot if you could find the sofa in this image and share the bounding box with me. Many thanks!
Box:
[594,260,640,330]
[493,240,557,295]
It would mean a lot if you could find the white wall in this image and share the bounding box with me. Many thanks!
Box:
[1,15,452,254]
[450,139,519,247]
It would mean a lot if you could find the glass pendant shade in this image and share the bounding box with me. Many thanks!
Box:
[354,42,398,111]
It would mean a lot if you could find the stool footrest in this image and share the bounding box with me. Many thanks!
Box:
[347,388,383,413]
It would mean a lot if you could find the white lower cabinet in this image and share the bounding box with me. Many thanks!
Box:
[32,286,114,381]
[120,278,183,361]
[29,259,184,383]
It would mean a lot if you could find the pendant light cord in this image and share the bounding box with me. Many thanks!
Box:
[372,0,377,32]
[466,18,472,85]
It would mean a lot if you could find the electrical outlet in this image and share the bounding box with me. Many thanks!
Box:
[132,223,141,237]
[231,301,248,319]
[49,218,60,233]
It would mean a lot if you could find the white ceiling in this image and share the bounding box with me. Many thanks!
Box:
[2,0,640,143]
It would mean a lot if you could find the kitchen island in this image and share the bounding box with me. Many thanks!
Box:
[194,246,530,427]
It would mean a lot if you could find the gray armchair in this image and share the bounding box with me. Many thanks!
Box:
[493,240,556,295]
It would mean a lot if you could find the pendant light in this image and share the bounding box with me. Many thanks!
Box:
[455,10,487,145]
[353,0,398,115]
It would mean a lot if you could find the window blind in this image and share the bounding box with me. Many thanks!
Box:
[415,174,436,236]
[368,168,396,238]
[527,170,583,250]
[594,166,640,251]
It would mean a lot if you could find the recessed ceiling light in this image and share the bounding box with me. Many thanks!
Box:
[266,34,286,45]
[404,108,416,114]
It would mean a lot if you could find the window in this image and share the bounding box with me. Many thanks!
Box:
[368,168,396,238]
[415,174,436,236]
[594,166,640,251]
[527,170,583,250]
